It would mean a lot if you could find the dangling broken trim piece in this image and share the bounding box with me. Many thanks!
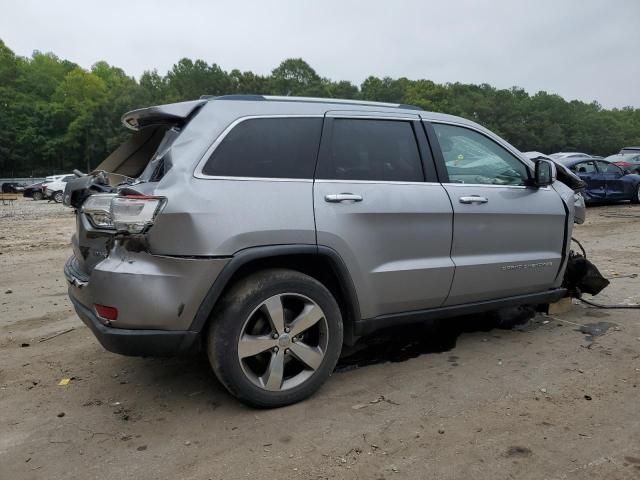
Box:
[566,238,640,309]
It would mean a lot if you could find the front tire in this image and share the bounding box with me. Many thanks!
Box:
[207,269,343,408]
[53,191,63,203]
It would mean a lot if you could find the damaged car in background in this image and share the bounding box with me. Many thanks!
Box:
[63,95,607,407]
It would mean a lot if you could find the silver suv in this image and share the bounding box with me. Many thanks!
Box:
[64,95,580,407]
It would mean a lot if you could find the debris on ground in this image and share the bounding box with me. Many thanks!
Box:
[39,328,74,343]
[577,322,616,341]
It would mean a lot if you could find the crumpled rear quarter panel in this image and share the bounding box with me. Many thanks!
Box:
[72,245,229,330]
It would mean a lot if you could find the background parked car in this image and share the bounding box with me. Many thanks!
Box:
[23,182,46,200]
[41,175,75,203]
[620,146,640,155]
[549,152,593,160]
[560,158,640,204]
[524,152,587,223]
[606,153,640,173]
[524,152,587,190]
[1,182,26,193]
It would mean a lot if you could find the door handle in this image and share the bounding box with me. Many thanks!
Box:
[324,193,363,203]
[459,195,488,204]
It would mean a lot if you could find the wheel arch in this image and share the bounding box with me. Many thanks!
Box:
[190,245,361,345]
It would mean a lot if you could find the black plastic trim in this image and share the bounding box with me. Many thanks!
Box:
[554,194,571,284]
[421,121,450,183]
[412,120,439,183]
[353,288,567,336]
[70,292,199,357]
[189,245,361,336]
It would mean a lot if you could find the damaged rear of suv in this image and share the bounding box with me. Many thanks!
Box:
[65,95,595,407]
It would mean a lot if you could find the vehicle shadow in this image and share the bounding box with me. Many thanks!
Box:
[335,306,537,371]
[118,306,539,409]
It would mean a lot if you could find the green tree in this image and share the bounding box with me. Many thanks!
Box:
[270,58,327,96]
[1,38,640,177]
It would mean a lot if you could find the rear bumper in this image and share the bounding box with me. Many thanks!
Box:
[64,246,229,331]
[69,292,200,356]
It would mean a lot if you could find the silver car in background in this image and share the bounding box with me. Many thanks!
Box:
[64,95,580,407]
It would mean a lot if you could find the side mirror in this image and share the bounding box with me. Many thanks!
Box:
[534,159,556,187]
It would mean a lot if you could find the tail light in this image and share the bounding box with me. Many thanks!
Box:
[82,194,116,229]
[111,196,165,233]
[82,194,166,234]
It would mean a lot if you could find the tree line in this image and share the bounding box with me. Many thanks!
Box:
[1,38,639,178]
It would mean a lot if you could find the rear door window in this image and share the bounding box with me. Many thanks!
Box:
[317,119,423,182]
[202,117,323,179]
[596,161,623,175]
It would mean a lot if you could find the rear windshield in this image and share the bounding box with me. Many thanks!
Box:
[95,101,204,185]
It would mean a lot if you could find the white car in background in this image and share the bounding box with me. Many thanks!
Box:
[42,174,75,203]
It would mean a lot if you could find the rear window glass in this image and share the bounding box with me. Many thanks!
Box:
[202,117,322,179]
[596,161,623,174]
[317,119,423,182]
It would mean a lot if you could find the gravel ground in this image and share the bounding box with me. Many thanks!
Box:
[1,196,639,480]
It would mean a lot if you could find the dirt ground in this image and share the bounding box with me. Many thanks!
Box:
[1,196,639,480]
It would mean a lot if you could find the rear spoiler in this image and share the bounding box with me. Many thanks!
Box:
[121,99,207,131]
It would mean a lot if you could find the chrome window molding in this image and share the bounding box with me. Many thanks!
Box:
[315,179,442,186]
[193,114,324,180]
[264,95,403,109]
[325,111,420,121]
[442,182,551,190]
[195,176,313,183]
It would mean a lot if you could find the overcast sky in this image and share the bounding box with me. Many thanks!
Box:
[1,0,638,108]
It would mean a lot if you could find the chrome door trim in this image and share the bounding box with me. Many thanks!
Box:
[324,193,363,203]
[442,183,551,190]
[315,179,442,186]
[459,196,489,204]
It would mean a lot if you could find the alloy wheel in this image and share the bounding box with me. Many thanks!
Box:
[237,293,329,392]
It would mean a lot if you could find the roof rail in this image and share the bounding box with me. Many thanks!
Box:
[201,94,266,101]
[201,94,422,111]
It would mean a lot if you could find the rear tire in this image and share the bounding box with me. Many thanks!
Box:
[207,269,343,408]
[632,185,640,204]
[32,191,43,201]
